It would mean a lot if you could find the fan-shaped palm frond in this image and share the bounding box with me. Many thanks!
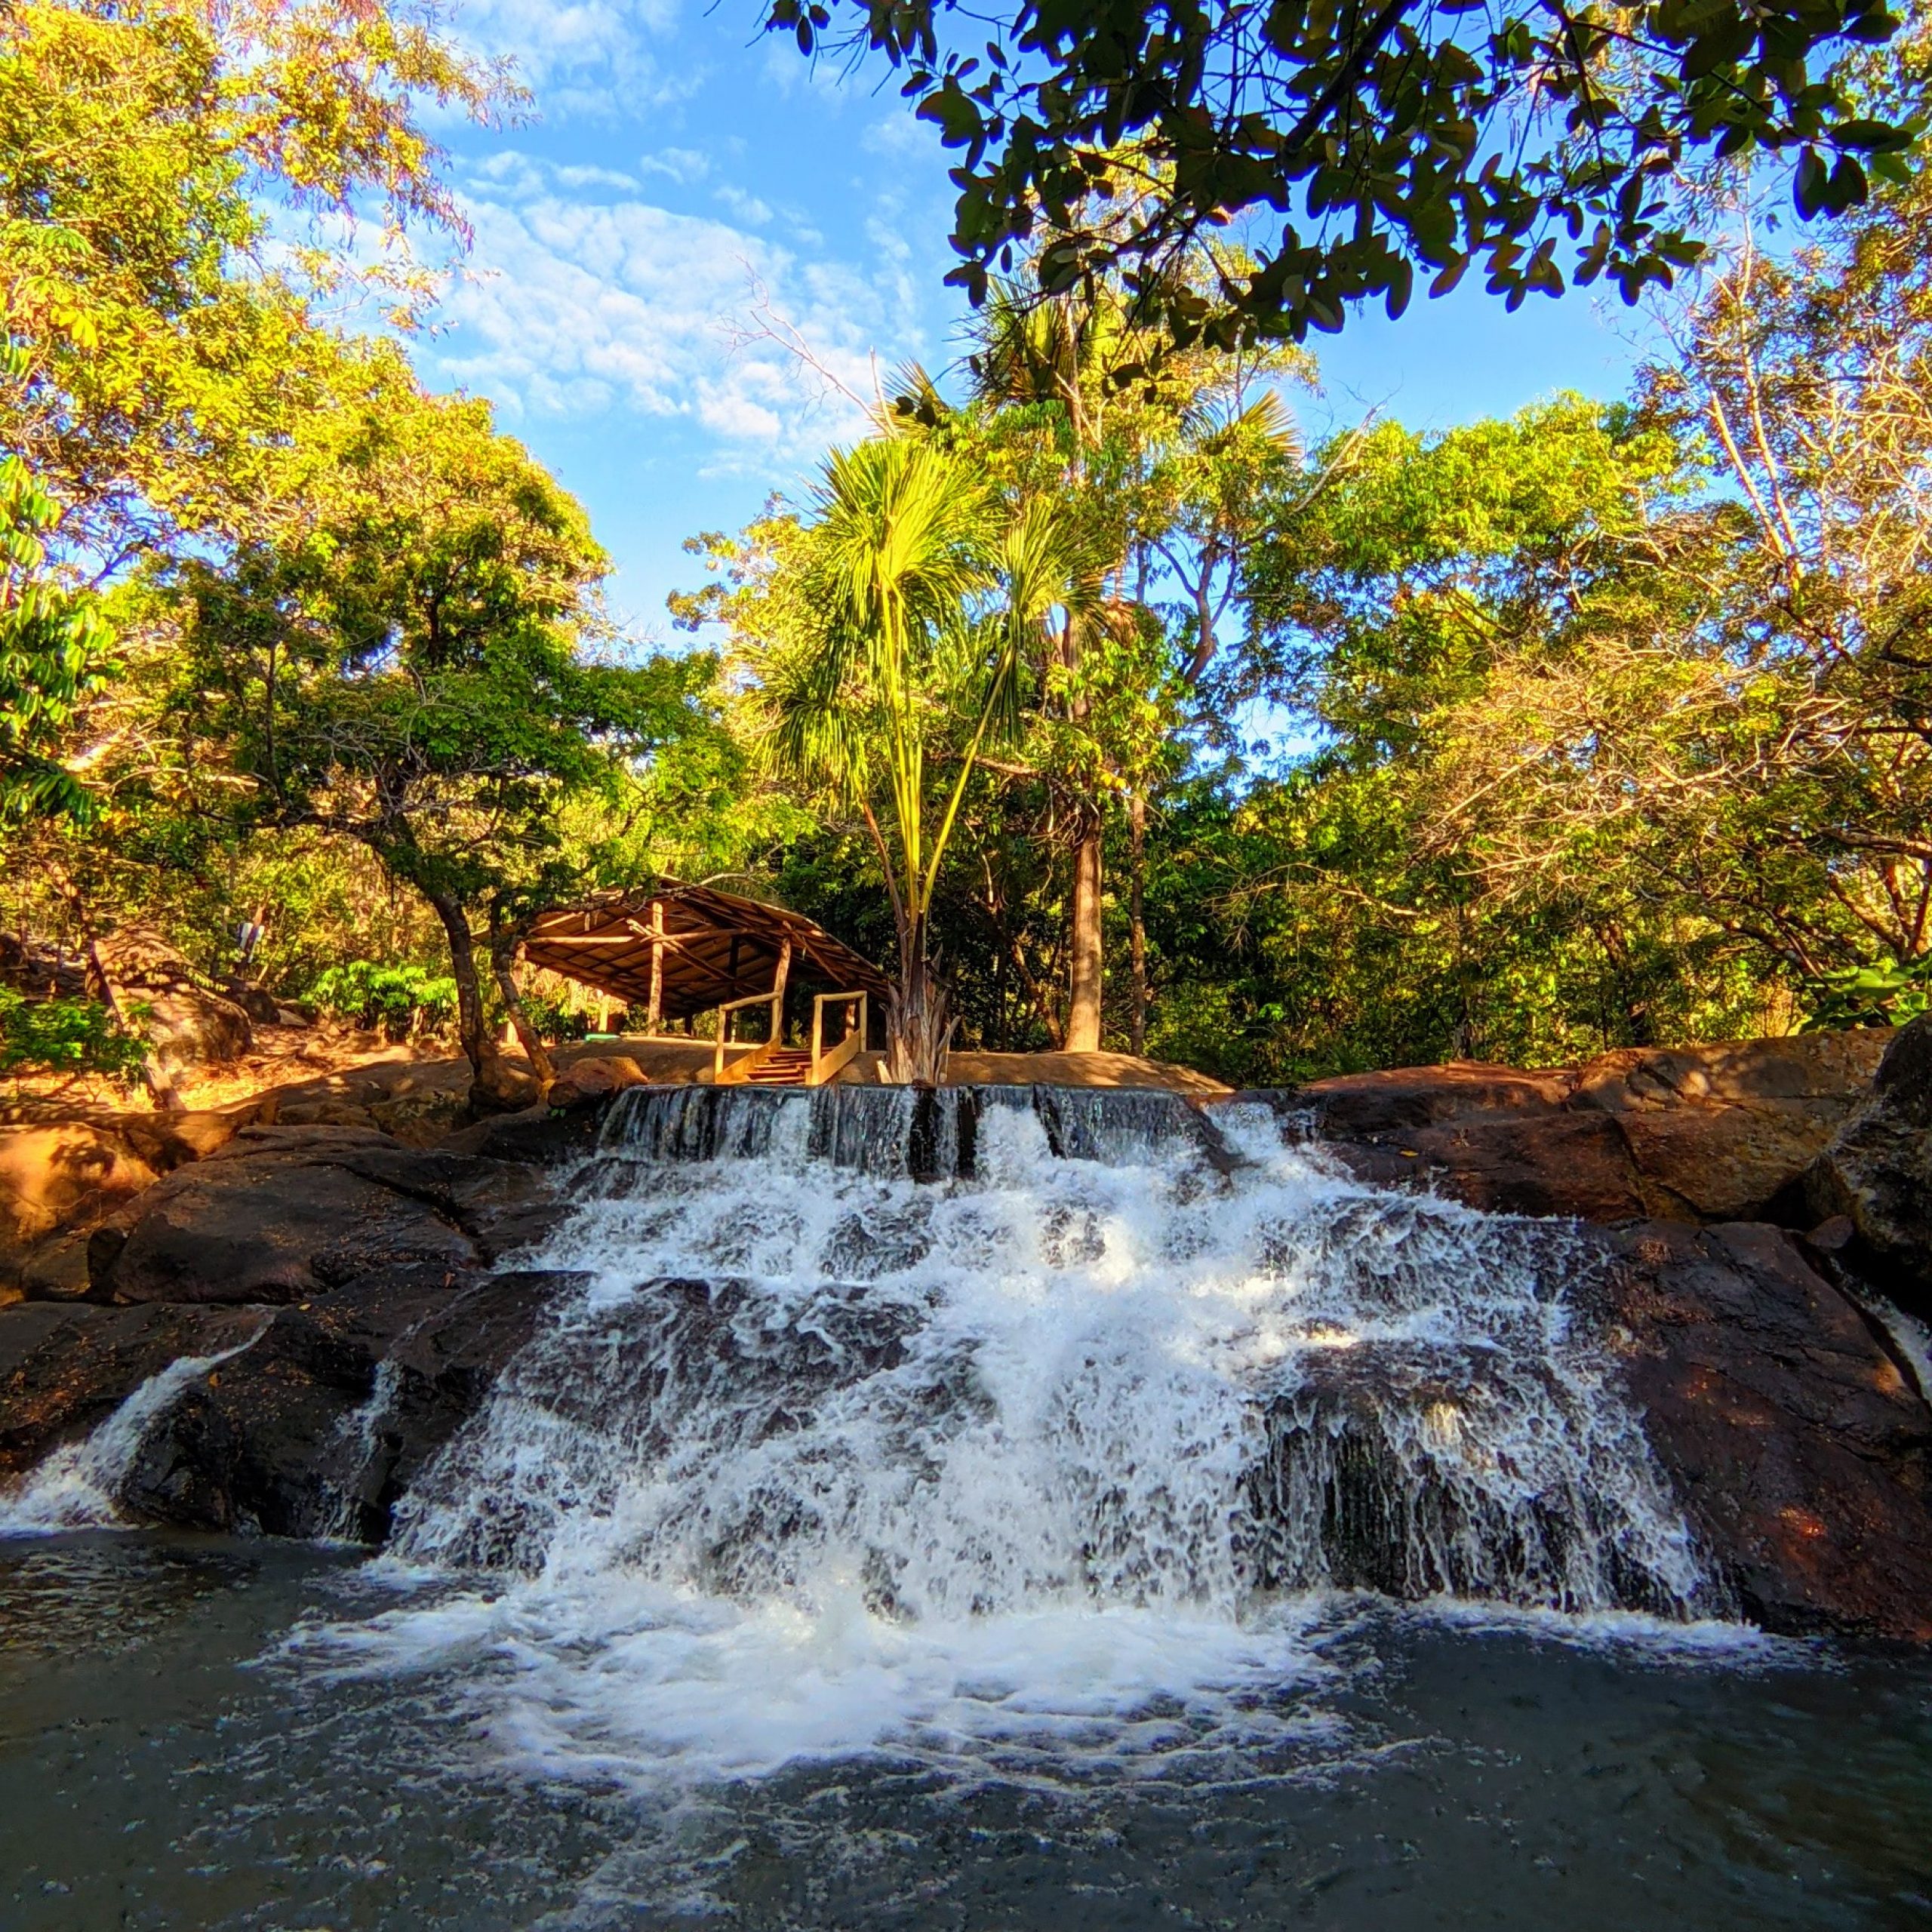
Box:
[885,360,952,434]
[758,621,871,804]
[809,439,990,673]
[1184,387,1304,468]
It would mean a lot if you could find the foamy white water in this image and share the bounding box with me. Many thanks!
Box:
[292,1087,1720,1789]
[0,1331,263,1534]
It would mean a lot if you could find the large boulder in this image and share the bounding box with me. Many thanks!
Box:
[94,924,252,1075]
[1803,1012,1932,1308]
[1591,1220,1932,1640]
[117,1266,583,1539]
[0,1125,157,1302]
[543,1053,648,1114]
[1234,1029,1893,1226]
[88,1125,567,1306]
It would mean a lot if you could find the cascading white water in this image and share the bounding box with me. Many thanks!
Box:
[307,1084,1718,1788]
[0,1332,264,1534]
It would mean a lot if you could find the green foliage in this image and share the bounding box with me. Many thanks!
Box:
[774,0,1919,351]
[1804,958,1932,1031]
[8,0,1930,1097]
[306,959,456,1039]
[0,436,112,820]
[0,988,146,1081]
[516,984,592,1046]
[0,0,503,571]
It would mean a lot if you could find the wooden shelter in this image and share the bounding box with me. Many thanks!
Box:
[522,883,891,1084]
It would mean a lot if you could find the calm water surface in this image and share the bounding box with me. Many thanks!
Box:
[2,1533,1929,1931]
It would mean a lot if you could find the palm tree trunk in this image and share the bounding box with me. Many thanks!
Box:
[888,910,952,1084]
[1066,807,1104,1051]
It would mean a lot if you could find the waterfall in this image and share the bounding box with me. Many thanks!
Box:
[310,1089,1720,1784]
[400,1095,1707,1617]
[0,1331,264,1534]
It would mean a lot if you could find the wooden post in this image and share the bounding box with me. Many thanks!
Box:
[646,899,664,1035]
[597,990,612,1033]
[771,937,792,1044]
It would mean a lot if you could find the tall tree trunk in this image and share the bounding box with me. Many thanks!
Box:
[1066,808,1104,1051]
[887,911,952,1084]
[424,887,500,1096]
[1128,789,1147,1057]
[489,923,555,1091]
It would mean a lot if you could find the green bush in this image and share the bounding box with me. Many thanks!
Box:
[306,961,458,1041]
[517,985,592,1045]
[1804,957,1931,1032]
[0,989,147,1083]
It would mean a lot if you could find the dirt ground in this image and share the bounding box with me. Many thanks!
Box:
[0,1022,458,1128]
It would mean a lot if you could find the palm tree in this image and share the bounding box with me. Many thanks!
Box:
[761,438,1080,1081]
[961,281,1140,1053]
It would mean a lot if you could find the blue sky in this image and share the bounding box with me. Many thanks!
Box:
[419,0,1665,642]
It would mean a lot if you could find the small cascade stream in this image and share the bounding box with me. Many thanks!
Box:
[295,1083,1720,1787]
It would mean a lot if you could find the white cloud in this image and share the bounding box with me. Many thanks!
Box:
[639,147,710,183]
[861,109,933,158]
[454,0,694,117]
[428,187,931,474]
[713,185,774,226]
[469,151,640,197]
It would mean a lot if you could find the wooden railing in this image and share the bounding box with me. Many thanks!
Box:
[807,992,868,1088]
[712,991,784,1084]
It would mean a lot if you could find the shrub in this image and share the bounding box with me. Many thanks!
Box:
[307,961,458,1041]
[517,985,592,1045]
[0,989,148,1083]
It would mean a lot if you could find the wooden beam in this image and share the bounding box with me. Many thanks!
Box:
[646,899,664,1033]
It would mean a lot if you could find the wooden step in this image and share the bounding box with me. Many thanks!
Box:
[746,1048,814,1087]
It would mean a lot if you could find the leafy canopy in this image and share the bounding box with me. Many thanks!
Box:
[772,0,1921,347]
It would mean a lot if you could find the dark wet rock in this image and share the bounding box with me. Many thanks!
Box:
[1273,1062,1574,1138]
[443,1100,607,1165]
[90,1134,568,1306]
[118,1268,586,1540]
[1340,1112,1649,1222]
[1588,1220,1932,1641]
[0,1300,265,1477]
[1803,1013,1932,1310]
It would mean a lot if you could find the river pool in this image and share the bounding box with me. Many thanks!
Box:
[4,1531,1929,1931]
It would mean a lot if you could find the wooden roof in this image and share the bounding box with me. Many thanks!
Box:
[522,883,891,1023]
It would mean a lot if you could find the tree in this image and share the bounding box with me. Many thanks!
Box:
[0,440,112,821]
[774,0,1918,349]
[889,271,1310,1050]
[1410,181,1932,1008]
[165,353,714,1097]
[1221,395,1784,1069]
[0,0,503,826]
[755,438,1081,1080]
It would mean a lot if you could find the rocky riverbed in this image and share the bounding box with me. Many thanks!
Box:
[4,1021,1931,1640]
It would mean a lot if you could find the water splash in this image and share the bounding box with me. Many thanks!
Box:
[0,1331,265,1535]
[297,1091,1715,1787]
